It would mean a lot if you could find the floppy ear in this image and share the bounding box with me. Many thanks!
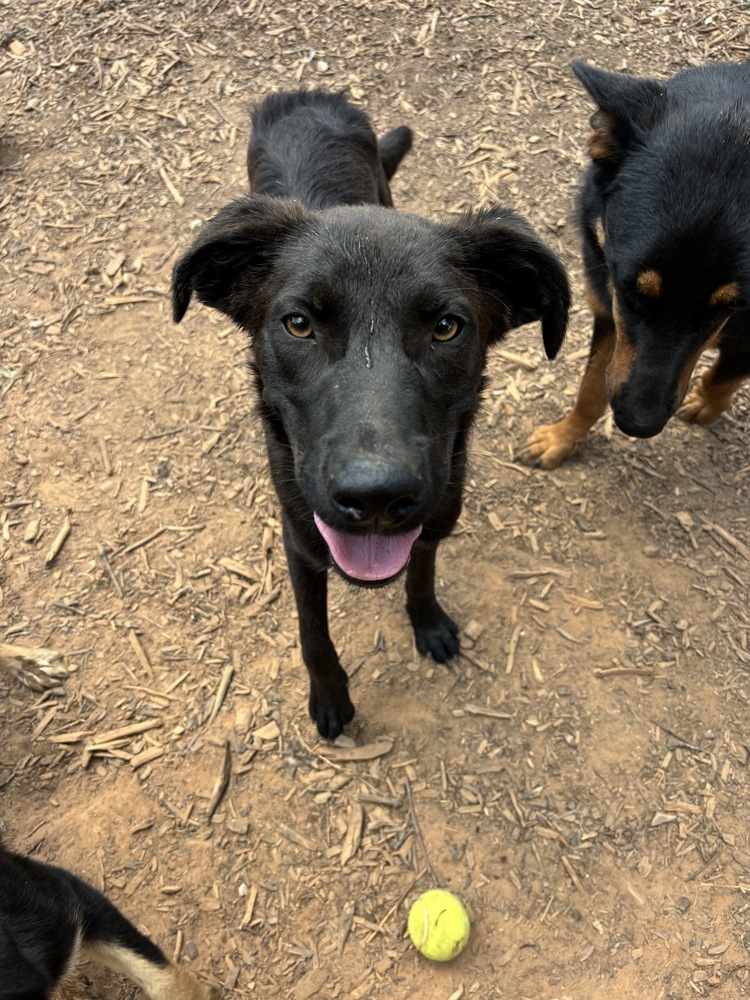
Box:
[377,125,413,181]
[445,208,570,359]
[172,195,307,331]
[572,61,666,165]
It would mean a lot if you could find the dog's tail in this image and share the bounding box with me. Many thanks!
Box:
[378,125,413,180]
[59,866,221,1000]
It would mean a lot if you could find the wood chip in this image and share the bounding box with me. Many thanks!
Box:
[293,969,328,1000]
[339,802,364,866]
[45,516,71,565]
[319,739,394,761]
[130,745,165,769]
[279,824,317,852]
[206,741,231,821]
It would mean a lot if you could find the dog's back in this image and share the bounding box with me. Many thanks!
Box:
[247,90,412,208]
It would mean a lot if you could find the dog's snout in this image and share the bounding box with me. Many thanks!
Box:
[329,457,423,527]
[611,401,670,439]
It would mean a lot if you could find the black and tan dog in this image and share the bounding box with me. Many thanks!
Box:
[0,839,219,999]
[519,60,750,468]
[172,90,569,739]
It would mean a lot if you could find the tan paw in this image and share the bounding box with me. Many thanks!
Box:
[677,384,727,425]
[516,421,581,469]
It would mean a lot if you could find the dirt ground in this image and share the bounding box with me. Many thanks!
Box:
[2,2,750,998]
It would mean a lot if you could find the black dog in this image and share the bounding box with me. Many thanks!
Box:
[0,840,218,999]
[519,60,750,468]
[173,90,570,738]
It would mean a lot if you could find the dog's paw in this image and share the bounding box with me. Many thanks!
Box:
[678,383,727,426]
[0,644,68,691]
[409,605,460,664]
[515,419,580,469]
[309,678,355,740]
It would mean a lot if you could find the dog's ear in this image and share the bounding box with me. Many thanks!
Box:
[445,208,570,359]
[172,195,307,330]
[377,125,413,181]
[572,61,666,165]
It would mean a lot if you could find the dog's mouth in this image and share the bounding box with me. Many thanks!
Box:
[314,513,422,582]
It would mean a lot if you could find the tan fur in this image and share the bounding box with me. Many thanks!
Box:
[583,277,609,319]
[593,216,606,248]
[84,941,219,1000]
[636,269,662,298]
[607,293,636,393]
[709,281,741,307]
[519,325,614,468]
[587,111,617,161]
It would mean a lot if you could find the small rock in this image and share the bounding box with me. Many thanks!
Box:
[9,40,26,56]
[24,519,39,542]
[642,545,659,557]
[105,252,126,278]
[676,896,692,914]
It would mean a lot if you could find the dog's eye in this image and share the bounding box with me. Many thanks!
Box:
[284,314,314,339]
[433,316,463,343]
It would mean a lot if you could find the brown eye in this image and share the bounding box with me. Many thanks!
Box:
[284,314,313,339]
[433,316,462,342]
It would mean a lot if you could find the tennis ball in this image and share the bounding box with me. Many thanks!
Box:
[408,889,470,962]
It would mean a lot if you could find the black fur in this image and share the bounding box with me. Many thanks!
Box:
[173,90,570,738]
[578,60,750,438]
[0,840,217,1000]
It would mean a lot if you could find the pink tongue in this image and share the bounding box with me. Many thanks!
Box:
[314,514,422,581]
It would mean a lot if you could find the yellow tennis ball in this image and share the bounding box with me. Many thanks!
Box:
[408,889,470,962]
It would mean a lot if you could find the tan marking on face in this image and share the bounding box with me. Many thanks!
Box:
[676,316,731,405]
[709,281,740,307]
[84,941,218,1000]
[606,293,636,394]
[636,269,662,298]
[593,217,606,247]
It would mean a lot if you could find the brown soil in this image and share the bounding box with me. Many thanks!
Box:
[2,2,750,998]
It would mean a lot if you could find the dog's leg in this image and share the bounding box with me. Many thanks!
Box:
[405,542,459,663]
[518,314,614,468]
[283,523,354,739]
[678,343,750,425]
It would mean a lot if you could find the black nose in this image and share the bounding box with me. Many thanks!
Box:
[612,407,669,439]
[329,457,423,527]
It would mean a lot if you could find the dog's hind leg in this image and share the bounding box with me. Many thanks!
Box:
[405,542,459,664]
[283,523,355,740]
[378,126,413,181]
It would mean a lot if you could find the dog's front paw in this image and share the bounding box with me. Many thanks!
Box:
[515,418,581,469]
[408,604,459,663]
[0,643,68,691]
[309,676,355,740]
[678,381,728,425]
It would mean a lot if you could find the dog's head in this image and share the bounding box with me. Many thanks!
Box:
[574,61,750,437]
[173,196,569,583]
